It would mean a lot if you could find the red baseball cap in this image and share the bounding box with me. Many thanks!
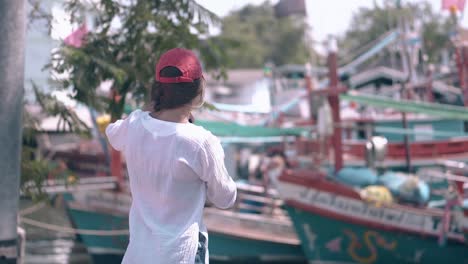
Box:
[155,48,203,83]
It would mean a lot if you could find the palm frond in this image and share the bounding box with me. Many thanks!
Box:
[32,82,90,135]
[189,0,221,26]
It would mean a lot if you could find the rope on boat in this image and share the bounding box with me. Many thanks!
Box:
[19,202,46,216]
[19,217,129,236]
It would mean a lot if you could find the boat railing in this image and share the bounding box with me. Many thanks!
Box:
[233,182,289,219]
[295,132,468,160]
[22,176,119,195]
[438,160,468,174]
[431,161,468,198]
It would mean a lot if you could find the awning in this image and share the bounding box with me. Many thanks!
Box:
[195,120,305,137]
[341,93,468,120]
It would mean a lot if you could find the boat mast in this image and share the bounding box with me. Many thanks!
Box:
[326,38,344,172]
[0,0,26,262]
[397,0,413,172]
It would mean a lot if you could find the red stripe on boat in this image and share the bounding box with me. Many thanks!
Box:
[285,199,465,243]
[279,169,361,200]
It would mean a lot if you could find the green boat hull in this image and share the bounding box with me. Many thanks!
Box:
[286,206,467,264]
[208,232,304,262]
[64,193,305,263]
[67,205,126,263]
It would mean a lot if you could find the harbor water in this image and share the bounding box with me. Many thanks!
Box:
[20,199,92,264]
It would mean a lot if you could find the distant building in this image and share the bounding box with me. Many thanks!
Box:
[25,0,58,99]
[204,69,265,104]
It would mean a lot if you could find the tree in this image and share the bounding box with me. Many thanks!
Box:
[216,1,315,68]
[30,0,228,121]
[24,0,229,191]
[340,0,455,64]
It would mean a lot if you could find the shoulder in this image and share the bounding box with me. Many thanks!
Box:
[127,109,144,123]
[178,123,220,149]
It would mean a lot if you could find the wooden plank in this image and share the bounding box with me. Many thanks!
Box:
[204,208,299,245]
[237,193,283,206]
[236,182,279,197]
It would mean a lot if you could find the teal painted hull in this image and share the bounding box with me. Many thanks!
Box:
[64,193,305,262]
[67,206,126,263]
[286,206,468,264]
[208,232,304,262]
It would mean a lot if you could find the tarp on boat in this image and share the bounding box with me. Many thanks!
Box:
[195,120,305,137]
[341,93,468,120]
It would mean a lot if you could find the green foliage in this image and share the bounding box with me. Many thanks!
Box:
[20,146,74,201]
[20,146,51,201]
[21,84,86,201]
[340,0,455,64]
[22,0,229,198]
[32,0,229,120]
[216,1,313,68]
[32,82,90,135]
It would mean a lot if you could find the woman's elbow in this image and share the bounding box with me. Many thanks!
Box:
[212,186,237,209]
[222,187,237,209]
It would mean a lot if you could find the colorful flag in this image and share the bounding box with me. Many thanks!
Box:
[442,0,466,11]
[64,24,88,48]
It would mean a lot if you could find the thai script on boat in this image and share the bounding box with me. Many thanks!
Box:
[280,183,464,238]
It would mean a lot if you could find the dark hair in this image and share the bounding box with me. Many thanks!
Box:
[267,148,291,168]
[151,66,204,112]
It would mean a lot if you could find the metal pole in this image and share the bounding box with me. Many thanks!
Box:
[0,1,26,263]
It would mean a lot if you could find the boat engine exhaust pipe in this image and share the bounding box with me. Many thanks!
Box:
[365,136,388,170]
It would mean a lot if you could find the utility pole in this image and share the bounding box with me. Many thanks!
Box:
[0,1,26,263]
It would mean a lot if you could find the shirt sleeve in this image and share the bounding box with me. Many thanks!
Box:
[198,134,237,209]
[105,110,140,152]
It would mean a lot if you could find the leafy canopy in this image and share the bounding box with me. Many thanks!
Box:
[215,1,314,68]
[32,0,229,120]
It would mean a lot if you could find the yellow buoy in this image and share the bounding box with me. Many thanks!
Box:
[360,185,393,207]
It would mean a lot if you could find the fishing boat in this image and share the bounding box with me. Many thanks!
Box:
[294,114,468,171]
[276,44,468,264]
[265,25,468,173]
[274,65,468,172]
[63,181,305,263]
[278,169,467,263]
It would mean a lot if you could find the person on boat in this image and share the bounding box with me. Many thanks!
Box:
[261,148,290,191]
[105,48,237,264]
